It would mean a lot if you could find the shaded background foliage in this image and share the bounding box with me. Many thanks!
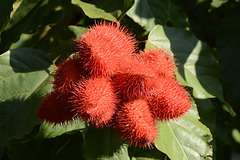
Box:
[0,0,240,159]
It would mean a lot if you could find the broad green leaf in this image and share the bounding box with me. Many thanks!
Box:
[1,0,73,53]
[123,0,135,14]
[0,0,42,52]
[211,0,228,8]
[216,10,240,108]
[0,0,16,33]
[195,99,217,160]
[68,25,88,39]
[195,99,217,137]
[0,48,53,146]
[129,146,167,160]
[71,0,134,22]
[47,39,76,62]
[120,0,135,20]
[9,32,38,50]
[8,133,84,160]
[71,0,118,22]
[5,0,42,30]
[127,0,170,31]
[8,139,48,160]
[146,25,224,101]
[155,104,213,160]
[38,118,86,139]
[82,127,130,160]
[52,134,84,160]
[8,0,73,50]
[168,2,189,28]
[214,100,229,145]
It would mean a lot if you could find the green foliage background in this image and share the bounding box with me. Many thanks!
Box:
[0,0,240,159]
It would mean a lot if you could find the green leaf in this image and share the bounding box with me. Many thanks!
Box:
[38,118,86,139]
[146,25,224,101]
[47,39,76,62]
[168,2,189,28]
[195,99,217,160]
[127,0,170,31]
[0,0,42,52]
[82,127,130,160]
[0,48,53,146]
[5,0,42,30]
[216,10,240,108]
[52,134,84,160]
[8,133,84,160]
[8,0,75,50]
[123,0,135,14]
[71,0,118,22]
[195,99,217,136]
[68,25,88,39]
[129,146,167,160]
[8,139,48,160]
[155,104,213,160]
[211,0,228,8]
[71,0,134,22]
[0,0,16,33]
[9,32,38,50]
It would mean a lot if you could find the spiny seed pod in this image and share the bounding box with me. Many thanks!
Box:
[70,77,118,128]
[147,77,191,120]
[115,99,157,148]
[76,22,137,76]
[53,55,86,92]
[139,48,176,78]
[37,90,75,124]
[112,59,159,101]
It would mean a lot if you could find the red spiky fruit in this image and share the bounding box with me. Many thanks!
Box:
[37,90,75,124]
[139,48,176,78]
[76,22,137,76]
[53,55,86,93]
[147,77,191,120]
[70,77,118,128]
[111,59,159,101]
[115,99,157,148]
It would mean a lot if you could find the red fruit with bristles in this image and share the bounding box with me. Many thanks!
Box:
[115,99,157,148]
[147,77,191,120]
[70,77,118,128]
[53,55,86,92]
[139,48,176,78]
[112,59,159,101]
[37,90,75,124]
[76,22,137,76]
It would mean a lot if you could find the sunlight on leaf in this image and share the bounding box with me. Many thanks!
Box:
[146,25,224,101]
[71,0,118,22]
[155,104,213,160]
[38,118,86,138]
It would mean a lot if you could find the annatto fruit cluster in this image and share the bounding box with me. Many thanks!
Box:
[37,21,192,148]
